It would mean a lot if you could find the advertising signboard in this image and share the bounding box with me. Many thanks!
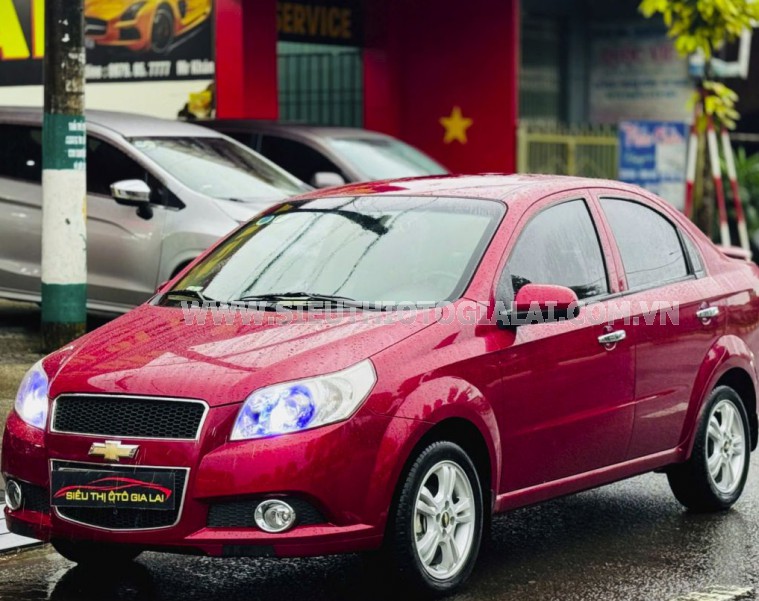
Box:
[0,0,215,86]
[618,120,688,210]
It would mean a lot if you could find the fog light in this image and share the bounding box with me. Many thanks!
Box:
[6,480,22,511]
[254,499,296,533]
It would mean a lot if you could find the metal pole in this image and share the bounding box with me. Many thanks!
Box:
[706,116,730,247]
[41,0,87,351]
[720,129,750,251]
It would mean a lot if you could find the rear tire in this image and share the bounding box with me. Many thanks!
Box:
[668,386,750,511]
[52,539,142,566]
[385,441,483,597]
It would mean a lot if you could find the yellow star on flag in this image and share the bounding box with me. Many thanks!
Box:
[440,106,473,144]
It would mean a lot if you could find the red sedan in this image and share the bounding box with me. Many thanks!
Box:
[4,175,759,596]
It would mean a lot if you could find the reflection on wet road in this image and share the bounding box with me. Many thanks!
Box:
[3,459,759,601]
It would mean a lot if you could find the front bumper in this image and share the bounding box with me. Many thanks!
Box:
[2,406,398,557]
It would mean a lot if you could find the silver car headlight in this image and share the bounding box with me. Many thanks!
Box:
[230,359,377,441]
[14,360,50,430]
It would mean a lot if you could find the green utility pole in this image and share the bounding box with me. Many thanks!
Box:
[41,0,87,351]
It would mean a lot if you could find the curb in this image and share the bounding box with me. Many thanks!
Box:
[0,503,43,555]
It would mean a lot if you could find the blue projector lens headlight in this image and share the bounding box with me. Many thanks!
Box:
[231,359,376,441]
[14,360,50,430]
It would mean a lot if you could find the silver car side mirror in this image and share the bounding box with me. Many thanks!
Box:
[311,172,346,189]
[111,179,152,205]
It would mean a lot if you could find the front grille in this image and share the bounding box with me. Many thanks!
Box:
[53,461,187,530]
[19,482,50,513]
[53,395,206,439]
[208,498,326,528]
[85,18,107,35]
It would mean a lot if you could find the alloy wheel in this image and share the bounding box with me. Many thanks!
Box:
[413,460,476,580]
[706,398,746,495]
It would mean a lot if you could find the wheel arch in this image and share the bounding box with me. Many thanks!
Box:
[682,334,759,458]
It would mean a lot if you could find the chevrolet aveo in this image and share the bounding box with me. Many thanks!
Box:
[4,175,759,596]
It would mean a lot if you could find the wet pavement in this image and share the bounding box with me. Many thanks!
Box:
[2,456,759,601]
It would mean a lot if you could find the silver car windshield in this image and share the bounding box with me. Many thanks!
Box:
[326,137,448,180]
[167,196,505,306]
[131,137,307,201]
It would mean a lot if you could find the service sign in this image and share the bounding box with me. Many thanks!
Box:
[51,470,175,510]
[277,0,361,46]
[0,0,215,86]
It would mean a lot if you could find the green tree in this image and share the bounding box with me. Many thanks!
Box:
[639,0,759,236]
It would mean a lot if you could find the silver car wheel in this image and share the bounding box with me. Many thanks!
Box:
[706,398,746,495]
[414,460,476,580]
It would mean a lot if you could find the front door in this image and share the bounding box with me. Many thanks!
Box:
[496,197,635,492]
[85,135,167,308]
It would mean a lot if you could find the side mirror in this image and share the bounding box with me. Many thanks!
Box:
[311,171,346,189]
[111,179,151,205]
[111,179,153,219]
[498,284,579,328]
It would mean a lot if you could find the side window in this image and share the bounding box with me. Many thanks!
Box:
[601,198,688,290]
[259,135,343,184]
[86,137,149,197]
[507,200,609,300]
[0,125,42,183]
[228,132,261,152]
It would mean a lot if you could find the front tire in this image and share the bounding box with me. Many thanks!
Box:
[386,441,484,596]
[52,539,142,566]
[668,386,750,511]
[150,5,174,54]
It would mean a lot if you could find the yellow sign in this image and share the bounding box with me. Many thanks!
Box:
[0,0,43,60]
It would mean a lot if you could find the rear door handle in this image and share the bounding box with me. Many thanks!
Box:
[598,330,626,345]
[696,306,720,320]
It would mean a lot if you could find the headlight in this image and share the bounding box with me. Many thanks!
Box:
[231,359,376,441]
[14,360,49,430]
[121,1,146,20]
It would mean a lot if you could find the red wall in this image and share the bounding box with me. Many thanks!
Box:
[364,0,520,174]
[215,0,278,119]
[214,0,519,173]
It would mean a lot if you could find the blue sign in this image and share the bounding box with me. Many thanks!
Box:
[618,120,688,210]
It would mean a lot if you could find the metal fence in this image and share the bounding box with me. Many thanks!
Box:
[517,123,619,179]
[278,49,363,128]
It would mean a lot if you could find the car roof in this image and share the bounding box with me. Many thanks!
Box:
[290,174,653,206]
[0,107,221,138]
[199,119,395,141]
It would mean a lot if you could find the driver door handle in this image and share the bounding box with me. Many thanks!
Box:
[598,330,626,345]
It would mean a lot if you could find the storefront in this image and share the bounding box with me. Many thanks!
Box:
[0,0,520,173]
[214,0,520,173]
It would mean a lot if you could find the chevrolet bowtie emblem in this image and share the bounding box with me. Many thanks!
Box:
[88,441,139,462]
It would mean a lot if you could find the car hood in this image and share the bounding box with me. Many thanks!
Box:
[85,0,133,21]
[47,304,433,407]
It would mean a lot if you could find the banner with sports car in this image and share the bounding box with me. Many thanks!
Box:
[0,0,215,86]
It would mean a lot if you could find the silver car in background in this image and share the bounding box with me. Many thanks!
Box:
[0,108,308,313]
[199,120,448,188]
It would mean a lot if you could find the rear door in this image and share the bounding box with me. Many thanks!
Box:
[496,194,636,491]
[593,192,728,458]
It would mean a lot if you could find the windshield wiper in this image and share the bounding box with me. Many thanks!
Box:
[234,292,387,311]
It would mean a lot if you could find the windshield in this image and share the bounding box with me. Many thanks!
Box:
[131,136,307,201]
[326,137,447,180]
[169,196,504,306]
